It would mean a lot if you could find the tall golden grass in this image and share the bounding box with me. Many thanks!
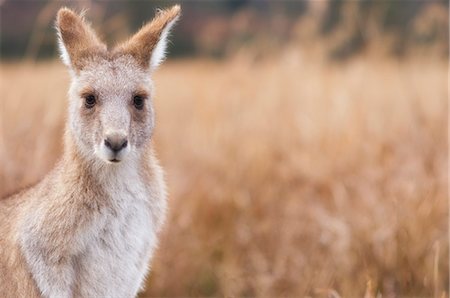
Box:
[0,52,447,296]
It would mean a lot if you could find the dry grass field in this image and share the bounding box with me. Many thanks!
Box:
[0,51,448,296]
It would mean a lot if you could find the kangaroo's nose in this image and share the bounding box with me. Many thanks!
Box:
[104,134,128,153]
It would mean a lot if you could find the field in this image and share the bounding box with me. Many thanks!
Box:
[0,52,448,296]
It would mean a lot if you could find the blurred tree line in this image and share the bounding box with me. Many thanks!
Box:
[0,0,448,60]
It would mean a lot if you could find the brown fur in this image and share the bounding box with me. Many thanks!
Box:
[56,8,107,71]
[114,5,181,69]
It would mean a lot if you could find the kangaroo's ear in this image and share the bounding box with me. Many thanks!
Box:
[115,5,181,71]
[56,8,106,71]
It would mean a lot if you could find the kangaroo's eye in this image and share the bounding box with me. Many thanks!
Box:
[84,94,96,108]
[133,95,145,110]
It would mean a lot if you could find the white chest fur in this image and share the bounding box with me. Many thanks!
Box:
[74,169,158,298]
[19,159,166,298]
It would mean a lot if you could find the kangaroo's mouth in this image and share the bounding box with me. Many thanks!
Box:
[97,140,130,164]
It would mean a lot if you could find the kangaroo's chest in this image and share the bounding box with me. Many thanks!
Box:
[74,184,156,298]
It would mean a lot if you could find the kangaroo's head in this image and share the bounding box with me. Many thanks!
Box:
[56,6,180,164]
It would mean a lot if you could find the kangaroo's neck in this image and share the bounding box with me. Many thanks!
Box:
[59,130,144,193]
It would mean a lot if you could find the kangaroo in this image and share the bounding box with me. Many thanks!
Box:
[0,5,180,298]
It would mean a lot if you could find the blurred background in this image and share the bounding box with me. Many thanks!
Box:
[0,0,448,297]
